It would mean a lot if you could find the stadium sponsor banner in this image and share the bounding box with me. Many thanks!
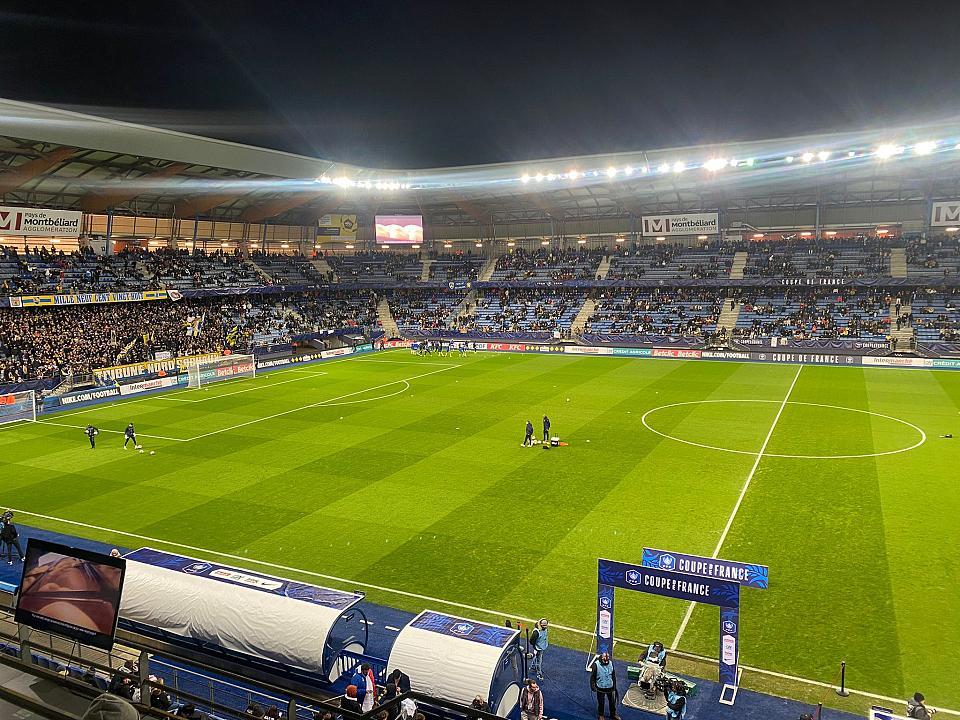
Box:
[524,344,566,353]
[59,386,121,406]
[119,376,180,396]
[384,340,412,348]
[861,356,933,368]
[94,352,223,382]
[641,212,719,237]
[12,290,168,308]
[317,213,358,237]
[930,200,960,227]
[599,558,740,606]
[612,347,653,356]
[702,350,752,360]
[409,610,518,648]
[0,206,82,237]
[751,351,858,366]
[932,358,960,369]
[565,345,613,355]
[480,342,527,352]
[653,347,703,359]
[642,548,769,589]
[320,347,354,359]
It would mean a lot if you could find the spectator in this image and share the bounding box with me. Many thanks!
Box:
[341,686,363,715]
[399,695,417,720]
[177,703,207,719]
[528,618,549,680]
[246,703,264,717]
[519,679,544,720]
[388,668,411,694]
[81,693,140,720]
[149,677,172,711]
[264,706,282,719]
[0,511,25,565]
[590,652,620,720]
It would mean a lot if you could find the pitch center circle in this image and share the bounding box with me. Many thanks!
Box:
[640,399,926,459]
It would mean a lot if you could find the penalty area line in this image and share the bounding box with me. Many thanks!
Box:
[4,504,955,716]
[671,364,803,650]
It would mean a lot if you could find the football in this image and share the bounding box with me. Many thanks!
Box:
[138,449,144,454]
[149,451,156,455]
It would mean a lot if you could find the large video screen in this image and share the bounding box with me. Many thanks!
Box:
[15,539,125,650]
[375,215,423,244]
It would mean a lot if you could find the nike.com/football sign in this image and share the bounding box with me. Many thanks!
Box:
[641,212,719,237]
[0,206,83,237]
[930,200,960,227]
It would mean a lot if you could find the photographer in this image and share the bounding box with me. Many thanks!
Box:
[908,693,936,720]
[664,679,687,720]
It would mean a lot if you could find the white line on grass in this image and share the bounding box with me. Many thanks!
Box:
[152,371,328,403]
[671,364,803,650]
[33,420,189,442]
[352,358,458,367]
[182,364,459,441]
[5,504,955,716]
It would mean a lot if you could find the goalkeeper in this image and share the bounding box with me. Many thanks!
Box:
[123,422,140,449]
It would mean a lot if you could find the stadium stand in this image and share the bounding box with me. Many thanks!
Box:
[470,288,582,334]
[327,251,423,285]
[732,288,890,340]
[607,243,735,280]
[584,288,721,337]
[251,252,326,285]
[427,252,481,282]
[912,289,960,341]
[389,290,466,332]
[905,235,960,277]
[490,247,603,281]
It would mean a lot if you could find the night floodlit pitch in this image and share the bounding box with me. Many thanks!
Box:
[1,351,958,705]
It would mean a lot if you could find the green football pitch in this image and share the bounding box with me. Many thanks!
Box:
[1,350,958,706]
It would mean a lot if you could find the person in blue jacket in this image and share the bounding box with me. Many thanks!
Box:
[590,652,620,720]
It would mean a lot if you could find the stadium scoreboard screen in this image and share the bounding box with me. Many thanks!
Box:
[375,215,423,244]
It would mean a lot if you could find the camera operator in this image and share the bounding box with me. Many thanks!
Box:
[642,641,667,668]
[664,679,687,720]
[908,692,937,720]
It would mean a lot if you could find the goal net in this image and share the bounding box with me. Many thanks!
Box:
[0,390,37,426]
[186,354,256,389]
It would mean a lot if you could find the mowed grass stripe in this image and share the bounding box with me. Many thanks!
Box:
[680,367,906,695]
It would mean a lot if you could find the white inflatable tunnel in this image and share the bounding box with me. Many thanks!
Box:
[388,610,522,717]
[119,548,364,674]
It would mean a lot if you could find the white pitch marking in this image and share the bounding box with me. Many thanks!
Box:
[671,365,802,650]
[34,420,189,442]
[384,626,401,632]
[642,399,926,459]
[353,358,459,367]
[152,371,328,403]
[5,504,956,716]
[183,364,458,441]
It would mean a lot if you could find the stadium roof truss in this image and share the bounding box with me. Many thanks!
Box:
[1,98,959,231]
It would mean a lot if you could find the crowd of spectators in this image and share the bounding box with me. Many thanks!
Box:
[389,290,463,331]
[492,247,603,281]
[743,239,887,279]
[733,289,889,339]
[470,288,580,333]
[585,288,721,336]
[0,245,148,296]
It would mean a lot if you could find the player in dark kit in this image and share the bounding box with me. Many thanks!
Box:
[523,420,534,447]
[123,423,138,449]
[85,425,99,449]
[542,414,551,442]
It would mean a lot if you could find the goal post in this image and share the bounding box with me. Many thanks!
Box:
[0,390,37,425]
[186,354,256,389]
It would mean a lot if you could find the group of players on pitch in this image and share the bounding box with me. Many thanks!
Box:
[523,415,551,447]
[84,422,152,454]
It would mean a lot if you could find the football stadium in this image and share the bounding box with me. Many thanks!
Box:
[0,8,959,720]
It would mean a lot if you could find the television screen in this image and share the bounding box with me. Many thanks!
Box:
[15,539,125,650]
[375,215,423,244]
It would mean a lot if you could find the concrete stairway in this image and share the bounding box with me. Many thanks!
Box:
[478,257,498,282]
[311,255,338,282]
[717,300,742,336]
[447,290,478,327]
[889,300,914,350]
[420,259,433,281]
[596,255,612,279]
[889,247,907,278]
[247,257,276,284]
[377,297,400,338]
[570,298,597,335]
[729,251,748,279]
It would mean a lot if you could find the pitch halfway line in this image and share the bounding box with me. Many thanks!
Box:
[671,364,804,650]
[3,504,954,716]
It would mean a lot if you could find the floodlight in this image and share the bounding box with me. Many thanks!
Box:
[817,151,830,162]
[655,236,666,241]
[624,166,634,175]
[657,162,671,173]
[746,158,755,166]
[945,227,959,232]
[785,156,794,163]
[801,152,815,163]
[568,170,579,180]
[704,158,728,172]
[697,235,709,240]
[521,174,531,183]
[577,238,587,244]
[914,140,936,155]
[345,244,354,249]
[547,173,557,181]
[876,144,901,159]
[672,161,686,173]
[606,166,618,178]
[535,173,544,182]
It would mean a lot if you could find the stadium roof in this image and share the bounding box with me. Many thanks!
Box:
[2,98,960,229]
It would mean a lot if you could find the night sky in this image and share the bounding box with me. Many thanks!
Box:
[2,1,958,169]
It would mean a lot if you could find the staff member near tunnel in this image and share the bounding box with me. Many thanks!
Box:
[590,652,620,720]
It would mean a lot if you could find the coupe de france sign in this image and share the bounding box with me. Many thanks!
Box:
[0,206,83,237]
[641,212,719,237]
